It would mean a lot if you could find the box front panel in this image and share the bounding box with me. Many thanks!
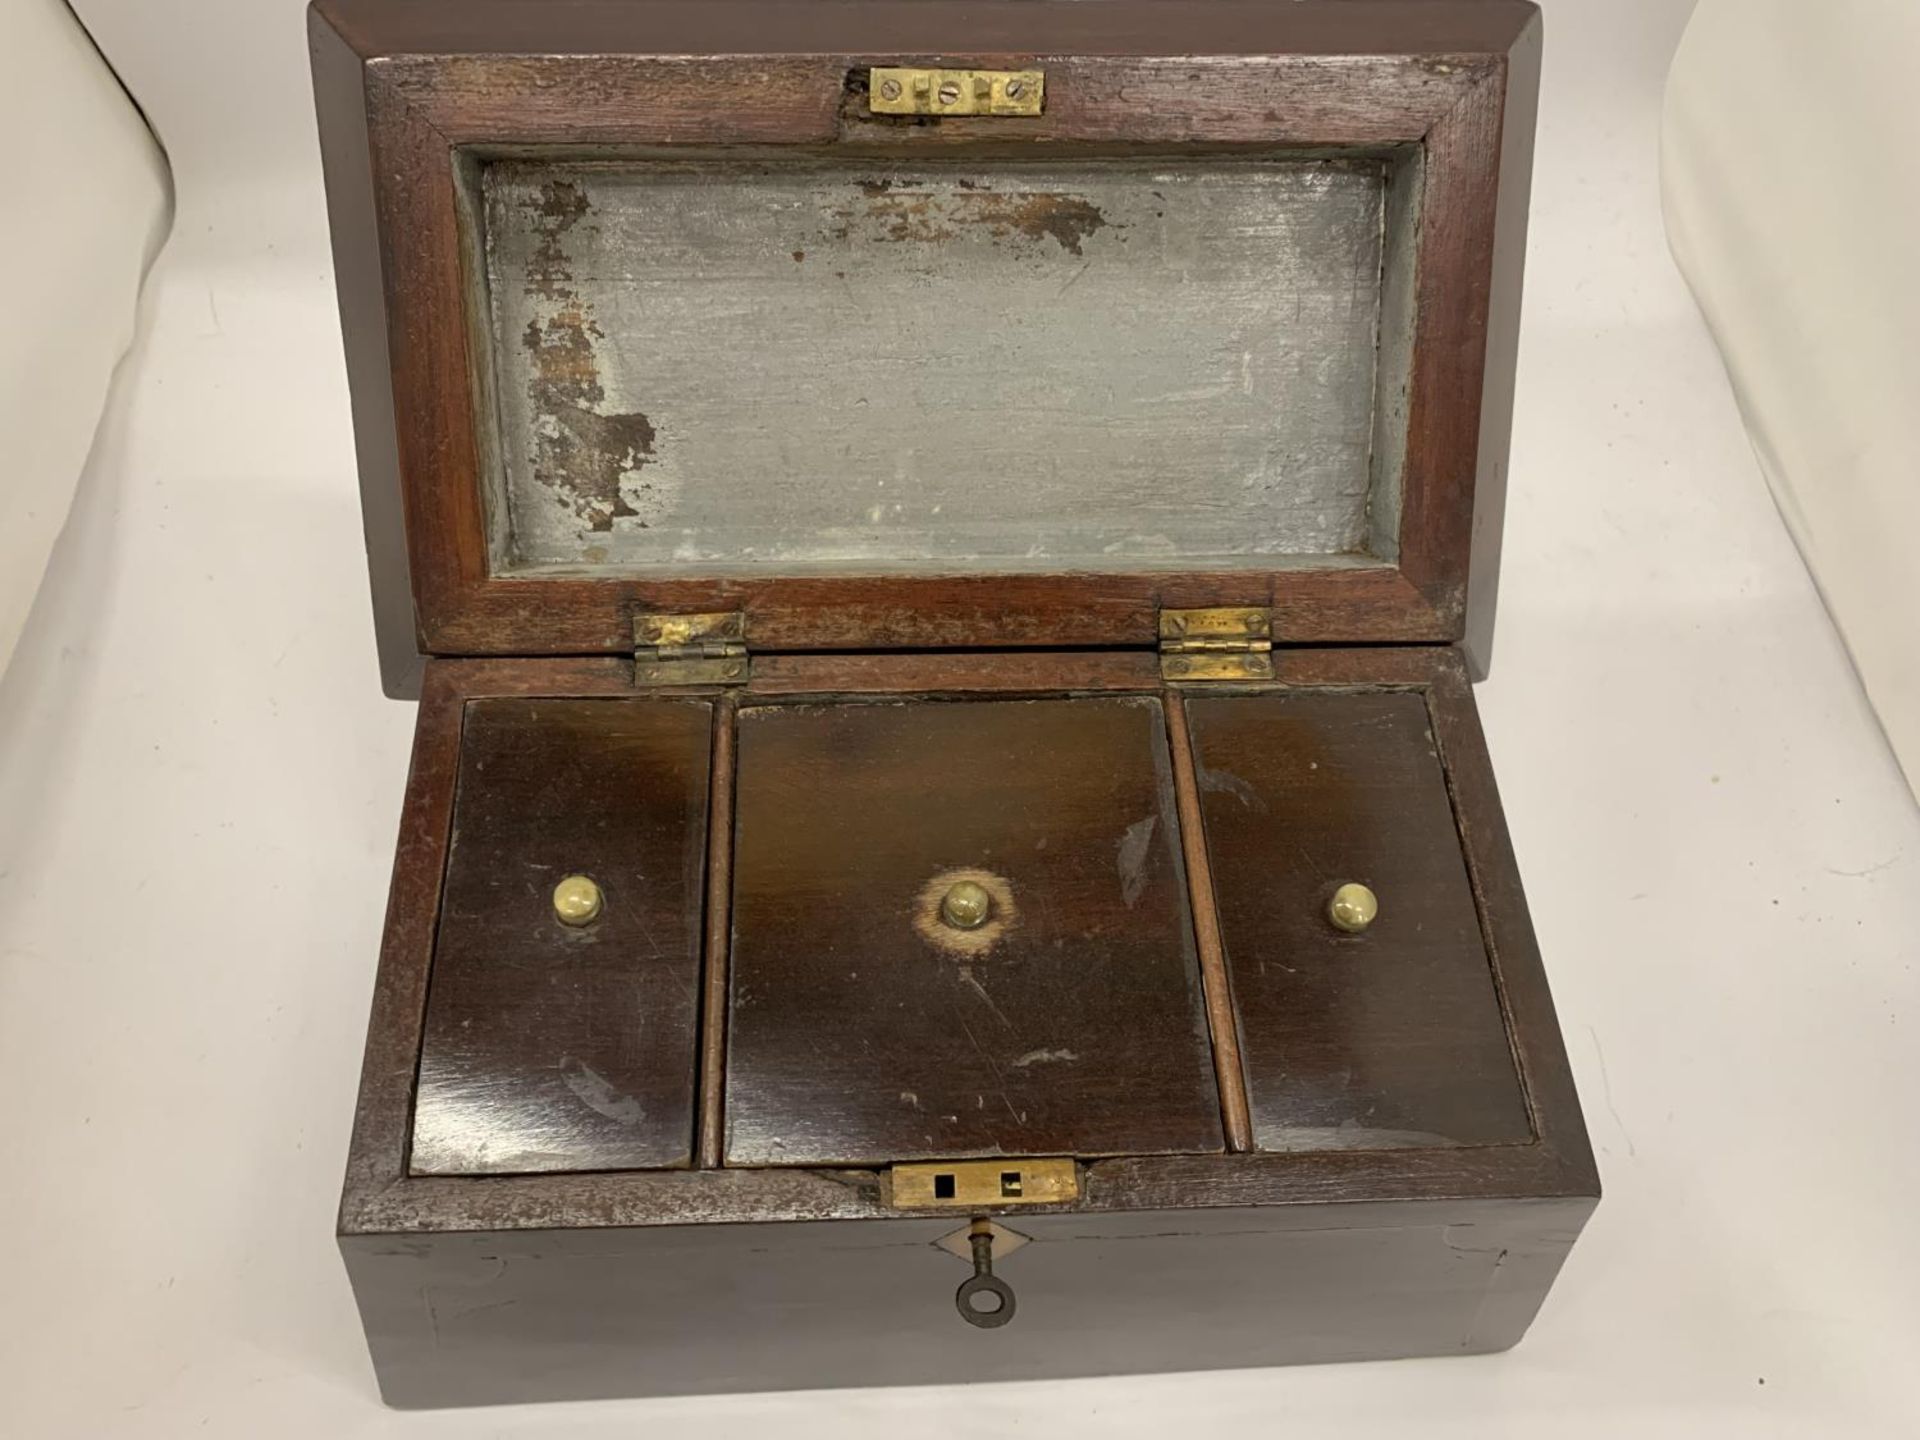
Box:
[1185,691,1531,1151]
[411,697,713,1174]
[725,696,1226,1166]
[346,1197,1590,1406]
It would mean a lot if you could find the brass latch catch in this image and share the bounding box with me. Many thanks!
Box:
[1160,606,1275,682]
[890,1157,1079,1209]
[633,610,749,687]
[869,67,1045,117]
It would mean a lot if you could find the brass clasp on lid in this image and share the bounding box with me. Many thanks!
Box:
[869,67,1045,117]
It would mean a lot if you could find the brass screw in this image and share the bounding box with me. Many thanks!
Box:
[1328,882,1379,934]
[879,77,902,100]
[940,880,994,931]
[553,874,605,927]
[937,79,962,105]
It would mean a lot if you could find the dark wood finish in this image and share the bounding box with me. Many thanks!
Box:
[1184,690,1531,1153]
[309,0,1541,677]
[350,1138,1594,1235]
[340,662,467,1211]
[346,1194,1592,1407]
[725,696,1224,1166]
[1465,11,1543,678]
[309,11,421,698]
[1424,657,1592,1163]
[317,0,1541,58]
[317,0,1586,1403]
[341,653,1591,1204]
[342,651,1592,1233]
[412,698,712,1174]
[695,696,738,1168]
[338,654,1592,1404]
[1163,690,1253,1152]
[750,649,1162,696]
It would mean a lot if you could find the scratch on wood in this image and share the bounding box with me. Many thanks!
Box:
[560,1056,646,1126]
[1197,764,1266,812]
[1011,1047,1080,1068]
[1117,814,1159,907]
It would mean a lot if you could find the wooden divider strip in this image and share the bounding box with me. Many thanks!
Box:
[1164,689,1254,1153]
[696,694,740,1168]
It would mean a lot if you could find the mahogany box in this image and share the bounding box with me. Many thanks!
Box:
[309,0,1595,1407]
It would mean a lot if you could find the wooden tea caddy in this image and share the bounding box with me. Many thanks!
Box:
[311,0,1595,1407]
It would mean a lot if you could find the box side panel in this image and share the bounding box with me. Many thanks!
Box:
[343,1196,1592,1407]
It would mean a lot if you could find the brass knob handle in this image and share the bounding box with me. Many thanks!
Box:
[552,874,605,927]
[940,880,994,931]
[1328,882,1378,934]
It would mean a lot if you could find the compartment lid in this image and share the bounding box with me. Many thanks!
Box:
[311,0,1541,692]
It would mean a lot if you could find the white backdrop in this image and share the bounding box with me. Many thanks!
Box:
[1665,0,1920,800]
[0,0,168,674]
[1,1,1917,1436]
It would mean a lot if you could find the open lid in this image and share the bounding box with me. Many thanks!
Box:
[311,0,1541,694]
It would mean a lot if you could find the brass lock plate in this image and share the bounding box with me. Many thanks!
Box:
[869,67,1045,117]
[890,1158,1079,1208]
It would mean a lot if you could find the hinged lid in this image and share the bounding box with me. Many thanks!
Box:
[311,0,1542,695]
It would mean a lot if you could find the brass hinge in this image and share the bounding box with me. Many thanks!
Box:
[632,611,749,687]
[1159,606,1275,682]
[869,67,1045,117]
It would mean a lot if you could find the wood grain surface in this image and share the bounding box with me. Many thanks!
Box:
[411,697,712,1173]
[1164,689,1254,1151]
[341,651,1593,1239]
[1184,690,1532,1152]
[725,695,1224,1166]
[694,696,737,1168]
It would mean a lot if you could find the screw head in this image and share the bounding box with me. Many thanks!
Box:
[1328,882,1379,934]
[879,78,902,100]
[937,79,962,105]
[1005,79,1026,99]
[553,874,605,927]
[940,880,994,931]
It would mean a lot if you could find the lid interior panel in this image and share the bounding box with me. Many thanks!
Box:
[466,151,1422,579]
